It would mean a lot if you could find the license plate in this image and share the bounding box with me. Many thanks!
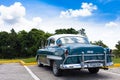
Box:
[87,63,103,67]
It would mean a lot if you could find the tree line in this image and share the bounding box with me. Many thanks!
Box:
[0,28,120,59]
[0,28,52,58]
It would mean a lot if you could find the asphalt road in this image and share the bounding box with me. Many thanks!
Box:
[29,65,120,80]
[0,63,120,80]
[0,63,34,80]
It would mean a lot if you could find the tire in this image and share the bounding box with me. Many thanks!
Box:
[52,61,62,76]
[88,68,99,74]
[37,56,43,67]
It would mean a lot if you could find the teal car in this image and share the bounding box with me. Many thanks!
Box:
[36,34,113,76]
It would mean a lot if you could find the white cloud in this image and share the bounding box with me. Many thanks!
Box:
[0,2,25,24]
[86,25,120,49]
[0,2,42,32]
[60,2,97,18]
[33,17,42,25]
[105,21,118,27]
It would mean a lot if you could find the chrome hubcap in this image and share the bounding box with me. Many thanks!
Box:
[37,59,40,65]
[53,63,58,74]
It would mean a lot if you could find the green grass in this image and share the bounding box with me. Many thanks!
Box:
[113,58,120,63]
[22,57,36,63]
[0,57,36,63]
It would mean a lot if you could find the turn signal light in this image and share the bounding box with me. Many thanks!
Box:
[65,50,68,56]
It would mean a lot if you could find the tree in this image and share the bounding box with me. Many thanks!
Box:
[78,28,87,37]
[8,29,20,58]
[55,28,78,34]
[0,28,52,59]
[0,31,9,46]
[91,40,108,48]
[116,41,120,50]
[0,31,9,58]
[17,30,29,57]
[112,41,120,58]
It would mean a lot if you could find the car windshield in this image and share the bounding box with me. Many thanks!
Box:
[57,36,89,44]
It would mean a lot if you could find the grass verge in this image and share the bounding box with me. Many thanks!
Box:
[0,57,35,63]
[113,58,120,63]
[22,57,36,63]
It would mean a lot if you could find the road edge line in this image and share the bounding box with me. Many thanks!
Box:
[24,65,41,80]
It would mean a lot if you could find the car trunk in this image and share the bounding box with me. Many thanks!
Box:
[64,44,105,64]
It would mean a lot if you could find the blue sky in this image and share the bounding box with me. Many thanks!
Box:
[0,0,119,21]
[0,0,120,49]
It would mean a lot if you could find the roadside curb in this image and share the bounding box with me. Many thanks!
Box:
[19,60,25,66]
[0,60,36,66]
[19,60,37,66]
[0,60,20,64]
[109,64,120,68]
[0,60,120,68]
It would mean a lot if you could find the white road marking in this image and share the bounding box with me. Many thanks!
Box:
[24,66,40,80]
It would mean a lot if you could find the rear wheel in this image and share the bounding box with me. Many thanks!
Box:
[52,61,62,76]
[88,68,99,74]
[37,56,43,67]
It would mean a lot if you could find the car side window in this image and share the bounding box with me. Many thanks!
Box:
[49,38,55,46]
[45,40,48,47]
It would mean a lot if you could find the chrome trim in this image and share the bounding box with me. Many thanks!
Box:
[104,51,107,66]
[62,54,104,58]
[106,62,113,66]
[84,60,104,63]
[47,55,62,60]
[60,63,104,69]
[61,53,112,69]
[62,54,105,64]
[60,64,82,69]
[60,62,113,69]
[81,53,84,68]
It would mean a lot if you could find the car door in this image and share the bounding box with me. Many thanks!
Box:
[38,40,51,64]
[43,38,56,64]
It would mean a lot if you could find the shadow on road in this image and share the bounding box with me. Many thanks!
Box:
[30,65,112,80]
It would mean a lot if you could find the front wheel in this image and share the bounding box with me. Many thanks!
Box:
[88,68,99,74]
[52,61,62,76]
[37,56,43,67]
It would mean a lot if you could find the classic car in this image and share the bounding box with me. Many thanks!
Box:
[36,34,113,76]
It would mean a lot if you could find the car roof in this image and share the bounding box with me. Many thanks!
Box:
[48,34,86,41]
